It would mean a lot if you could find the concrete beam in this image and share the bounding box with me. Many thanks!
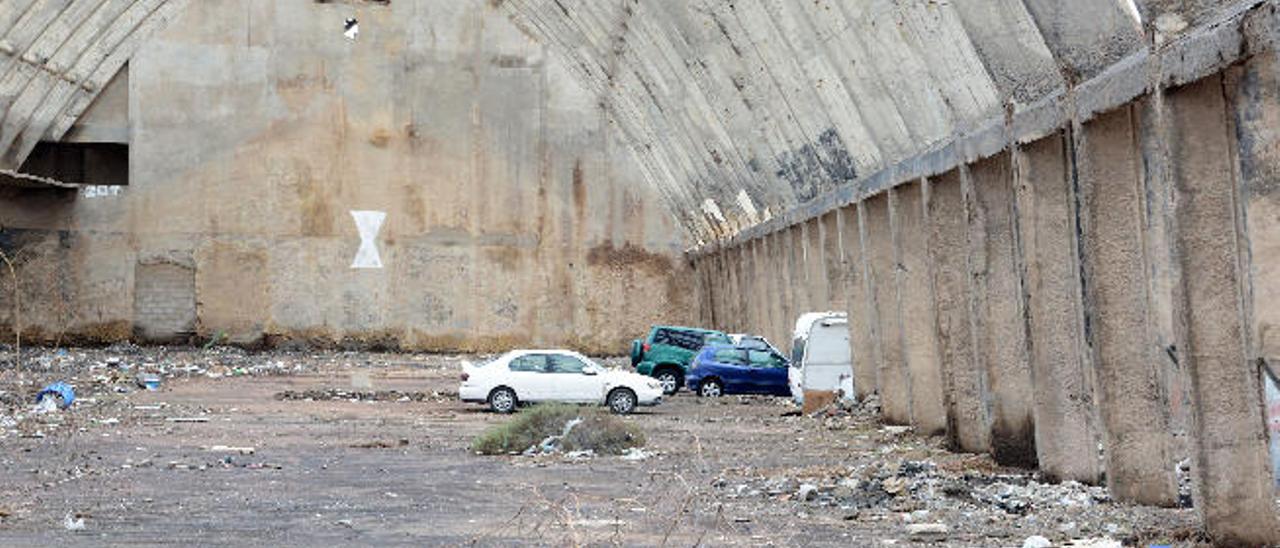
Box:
[842,203,879,401]
[866,192,911,425]
[820,211,845,312]
[968,155,1038,468]
[896,181,947,435]
[927,170,990,453]
[806,216,829,309]
[1013,134,1105,484]
[1170,73,1280,544]
[1076,106,1179,506]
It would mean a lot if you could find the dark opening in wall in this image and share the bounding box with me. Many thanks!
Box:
[18,142,128,186]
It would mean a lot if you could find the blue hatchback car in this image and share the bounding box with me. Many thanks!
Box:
[686,343,791,397]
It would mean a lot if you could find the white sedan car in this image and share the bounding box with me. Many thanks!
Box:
[459,350,664,414]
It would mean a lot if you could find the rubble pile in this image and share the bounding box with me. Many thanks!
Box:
[275,389,456,403]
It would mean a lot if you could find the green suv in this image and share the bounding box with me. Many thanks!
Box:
[631,326,731,395]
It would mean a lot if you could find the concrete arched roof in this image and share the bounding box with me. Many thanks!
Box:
[0,0,189,173]
[501,0,1244,244]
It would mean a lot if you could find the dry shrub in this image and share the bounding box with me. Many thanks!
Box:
[472,404,645,456]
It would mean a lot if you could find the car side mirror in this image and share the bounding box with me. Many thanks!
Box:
[583,368,598,375]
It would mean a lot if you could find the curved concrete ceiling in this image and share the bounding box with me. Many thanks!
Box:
[501,0,1241,244]
[0,0,189,174]
[0,0,1248,236]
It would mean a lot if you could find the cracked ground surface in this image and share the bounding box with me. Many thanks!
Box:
[0,347,1208,546]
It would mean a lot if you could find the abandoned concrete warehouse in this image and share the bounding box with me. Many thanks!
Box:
[5,0,1280,544]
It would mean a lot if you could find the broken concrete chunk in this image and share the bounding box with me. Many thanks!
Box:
[905,523,949,536]
[1022,535,1051,548]
[207,445,255,455]
[797,483,818,501]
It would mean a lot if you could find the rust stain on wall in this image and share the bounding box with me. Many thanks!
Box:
[586,241,673,276]
[297,174,334,237]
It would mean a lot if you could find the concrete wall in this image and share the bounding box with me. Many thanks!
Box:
[0,0,691,353]
[691,5,1280,542]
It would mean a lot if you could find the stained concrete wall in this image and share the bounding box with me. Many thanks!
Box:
[690,4,1280,542]
[0,0,691,353]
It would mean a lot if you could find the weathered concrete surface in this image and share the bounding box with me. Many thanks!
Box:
[1076,107,1178,506]
[967,157,1038,469]
[865,193,910,425]
[820,211,844,313]
[805,216,829,310]
[677,3,1280,543]
[1170,74,1280,544]
[926,170,989,454]
[894,182,945,435]
[841,204,878,401]
[0,0,191,173]
[1237,52,1280,367]
[1013,135,1104,484]
[0,0,691,353]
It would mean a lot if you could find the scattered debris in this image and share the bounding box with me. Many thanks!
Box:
[343,18,359,40]
[905,523,948,537]
[136,374,162,391]
[63,512,86,531]
[1023,535,1052,548]
[167,417,210,423]
[276,389,454,403]
[35,381,75,410]
[620,447,653,461]
[1062,538,1123,548]
[350,439,409,449]
[207,445,256,455]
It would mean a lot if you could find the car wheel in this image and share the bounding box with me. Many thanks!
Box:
[655,369,681,395]
[488,387,517,414]
[698,379,723,398]
[608,388,637,415]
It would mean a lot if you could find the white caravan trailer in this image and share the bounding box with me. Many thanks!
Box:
[787,312,854,406]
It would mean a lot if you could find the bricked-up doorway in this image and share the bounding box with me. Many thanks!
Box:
[133,261,196,342]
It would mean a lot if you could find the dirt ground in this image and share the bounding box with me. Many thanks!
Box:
[0,346,1209,546]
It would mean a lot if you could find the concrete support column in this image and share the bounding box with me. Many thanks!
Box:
[928,169,990,453]
[1237,51,1280,384]
[1076,106,1177,505]
[896,181,946,435]
[747,240,768,343]
[968,155,1037,468]
[788,225,809,320]
[821,211,846,312]
[695,256,715,327]
[1013,134,1104,484]
[866,192,911,424]
[728,246,746,331]
[1170,74,1280,544]
[770,231,790,349]
[710,255,725,327]
[843,204,880,399]
[807,217,830,309]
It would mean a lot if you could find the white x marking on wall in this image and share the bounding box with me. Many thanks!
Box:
[350,210,386,269]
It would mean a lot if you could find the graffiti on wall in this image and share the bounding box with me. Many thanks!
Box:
[81,186,122,198]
